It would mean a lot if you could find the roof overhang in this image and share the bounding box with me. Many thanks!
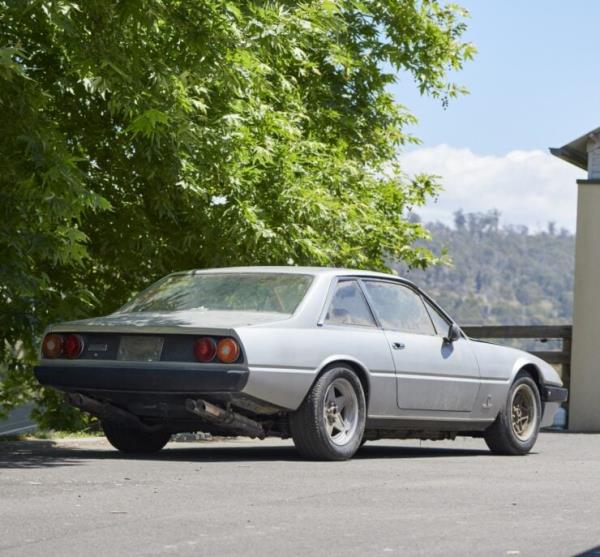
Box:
[550,126,600,170]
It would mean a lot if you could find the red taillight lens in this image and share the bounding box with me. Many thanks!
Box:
[216,338,240,364]
[42,334,63,359]
[194,337,217,362]
[63,334,84,359]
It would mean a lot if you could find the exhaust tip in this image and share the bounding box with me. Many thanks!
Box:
[185,398,198,413]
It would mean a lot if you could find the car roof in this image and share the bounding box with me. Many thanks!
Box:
[168,266,450,321]
[184,266,413,283]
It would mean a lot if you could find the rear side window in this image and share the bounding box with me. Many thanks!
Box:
[325,280,376,327]
[424,298,451,337]
[363,281,435,335]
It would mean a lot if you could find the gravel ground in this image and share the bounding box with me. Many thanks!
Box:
[1,433,599,557]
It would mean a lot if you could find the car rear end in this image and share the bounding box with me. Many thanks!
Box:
[34,269,320,444]
[33,326,272,436]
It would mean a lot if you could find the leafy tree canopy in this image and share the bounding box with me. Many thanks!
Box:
[0,0,473,428]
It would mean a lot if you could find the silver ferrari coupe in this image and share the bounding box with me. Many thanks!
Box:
[35,267,567,460]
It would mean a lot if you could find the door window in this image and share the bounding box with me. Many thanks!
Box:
[363,281,435,335]
[423,298,452,337]
[325,280,376,327]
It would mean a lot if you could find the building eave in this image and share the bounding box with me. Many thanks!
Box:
[550,125,600,171]
[549,146,588,170]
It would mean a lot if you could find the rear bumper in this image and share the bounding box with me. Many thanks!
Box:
[543,385,568,403]
[34,363,249,394]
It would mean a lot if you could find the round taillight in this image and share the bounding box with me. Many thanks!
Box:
[216,338,240,364]
[63,334,84,359]
[42,334,63,359]
[194,337,217,362]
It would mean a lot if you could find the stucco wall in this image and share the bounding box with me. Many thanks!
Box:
[569,179,600,431]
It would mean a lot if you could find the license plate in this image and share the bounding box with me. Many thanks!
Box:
[117,336,164,362]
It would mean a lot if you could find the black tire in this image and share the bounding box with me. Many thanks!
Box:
[102,420,171,454]
[289,364,366,461]
[484,372,542,455]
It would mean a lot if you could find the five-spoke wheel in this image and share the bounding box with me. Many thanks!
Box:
[290,364,366,460]
[484,371,541,455]
[510,383,538,442]
[323,378,359,446]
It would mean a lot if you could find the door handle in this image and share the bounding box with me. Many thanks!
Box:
[392,342,406,350]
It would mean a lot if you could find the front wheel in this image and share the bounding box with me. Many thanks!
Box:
[102,420,171,454]
[289,365,366,461]
[484,372,541,455]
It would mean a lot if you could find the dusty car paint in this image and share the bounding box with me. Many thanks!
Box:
[36,266,565,437]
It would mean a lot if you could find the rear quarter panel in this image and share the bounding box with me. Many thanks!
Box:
[236,325,396,412]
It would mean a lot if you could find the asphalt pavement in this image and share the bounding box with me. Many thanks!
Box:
[1,433,599,557]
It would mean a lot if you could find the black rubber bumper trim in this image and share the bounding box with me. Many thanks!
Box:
[34,364,248,393]
[543,385,568,403]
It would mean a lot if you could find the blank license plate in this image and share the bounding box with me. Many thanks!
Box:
[117,336,164,362]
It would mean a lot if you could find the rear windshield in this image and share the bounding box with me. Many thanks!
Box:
[119,273,314,314]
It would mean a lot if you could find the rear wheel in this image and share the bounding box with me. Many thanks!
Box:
[290,365,366,461]
[484,372,541,455]
[102,420,171,454]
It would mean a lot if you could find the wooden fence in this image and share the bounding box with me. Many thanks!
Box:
[461,325,572,399]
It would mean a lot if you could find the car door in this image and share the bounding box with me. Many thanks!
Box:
[319,279,398,416]
[361,280,481,414]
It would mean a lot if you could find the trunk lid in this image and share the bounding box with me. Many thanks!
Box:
[49,309,291,334]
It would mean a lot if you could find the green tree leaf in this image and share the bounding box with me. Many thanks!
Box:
[0,0,473,429]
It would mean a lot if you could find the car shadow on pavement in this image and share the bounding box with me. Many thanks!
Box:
[0,440,84,469]
[355,444,492,460]
[0,440,492,469]
[574,547,600,557]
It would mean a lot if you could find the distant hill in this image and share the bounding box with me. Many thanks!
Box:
[393,210,575,326]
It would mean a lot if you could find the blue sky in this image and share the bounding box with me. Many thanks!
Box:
[394,0,600,154]
[393,0,596,230]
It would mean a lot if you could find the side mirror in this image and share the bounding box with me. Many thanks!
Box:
[445,323,461,343]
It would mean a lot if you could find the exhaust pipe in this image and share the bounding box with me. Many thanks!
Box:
[185,398,265,439]
[66,393,160,432]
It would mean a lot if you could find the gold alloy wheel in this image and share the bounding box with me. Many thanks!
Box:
[510,383,538,441]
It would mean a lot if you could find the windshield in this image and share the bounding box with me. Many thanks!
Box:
[119,272,314,314]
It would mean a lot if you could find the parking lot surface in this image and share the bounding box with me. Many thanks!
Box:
[1,433,599,556]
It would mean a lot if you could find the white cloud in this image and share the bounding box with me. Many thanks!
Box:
[400,145,585,232]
